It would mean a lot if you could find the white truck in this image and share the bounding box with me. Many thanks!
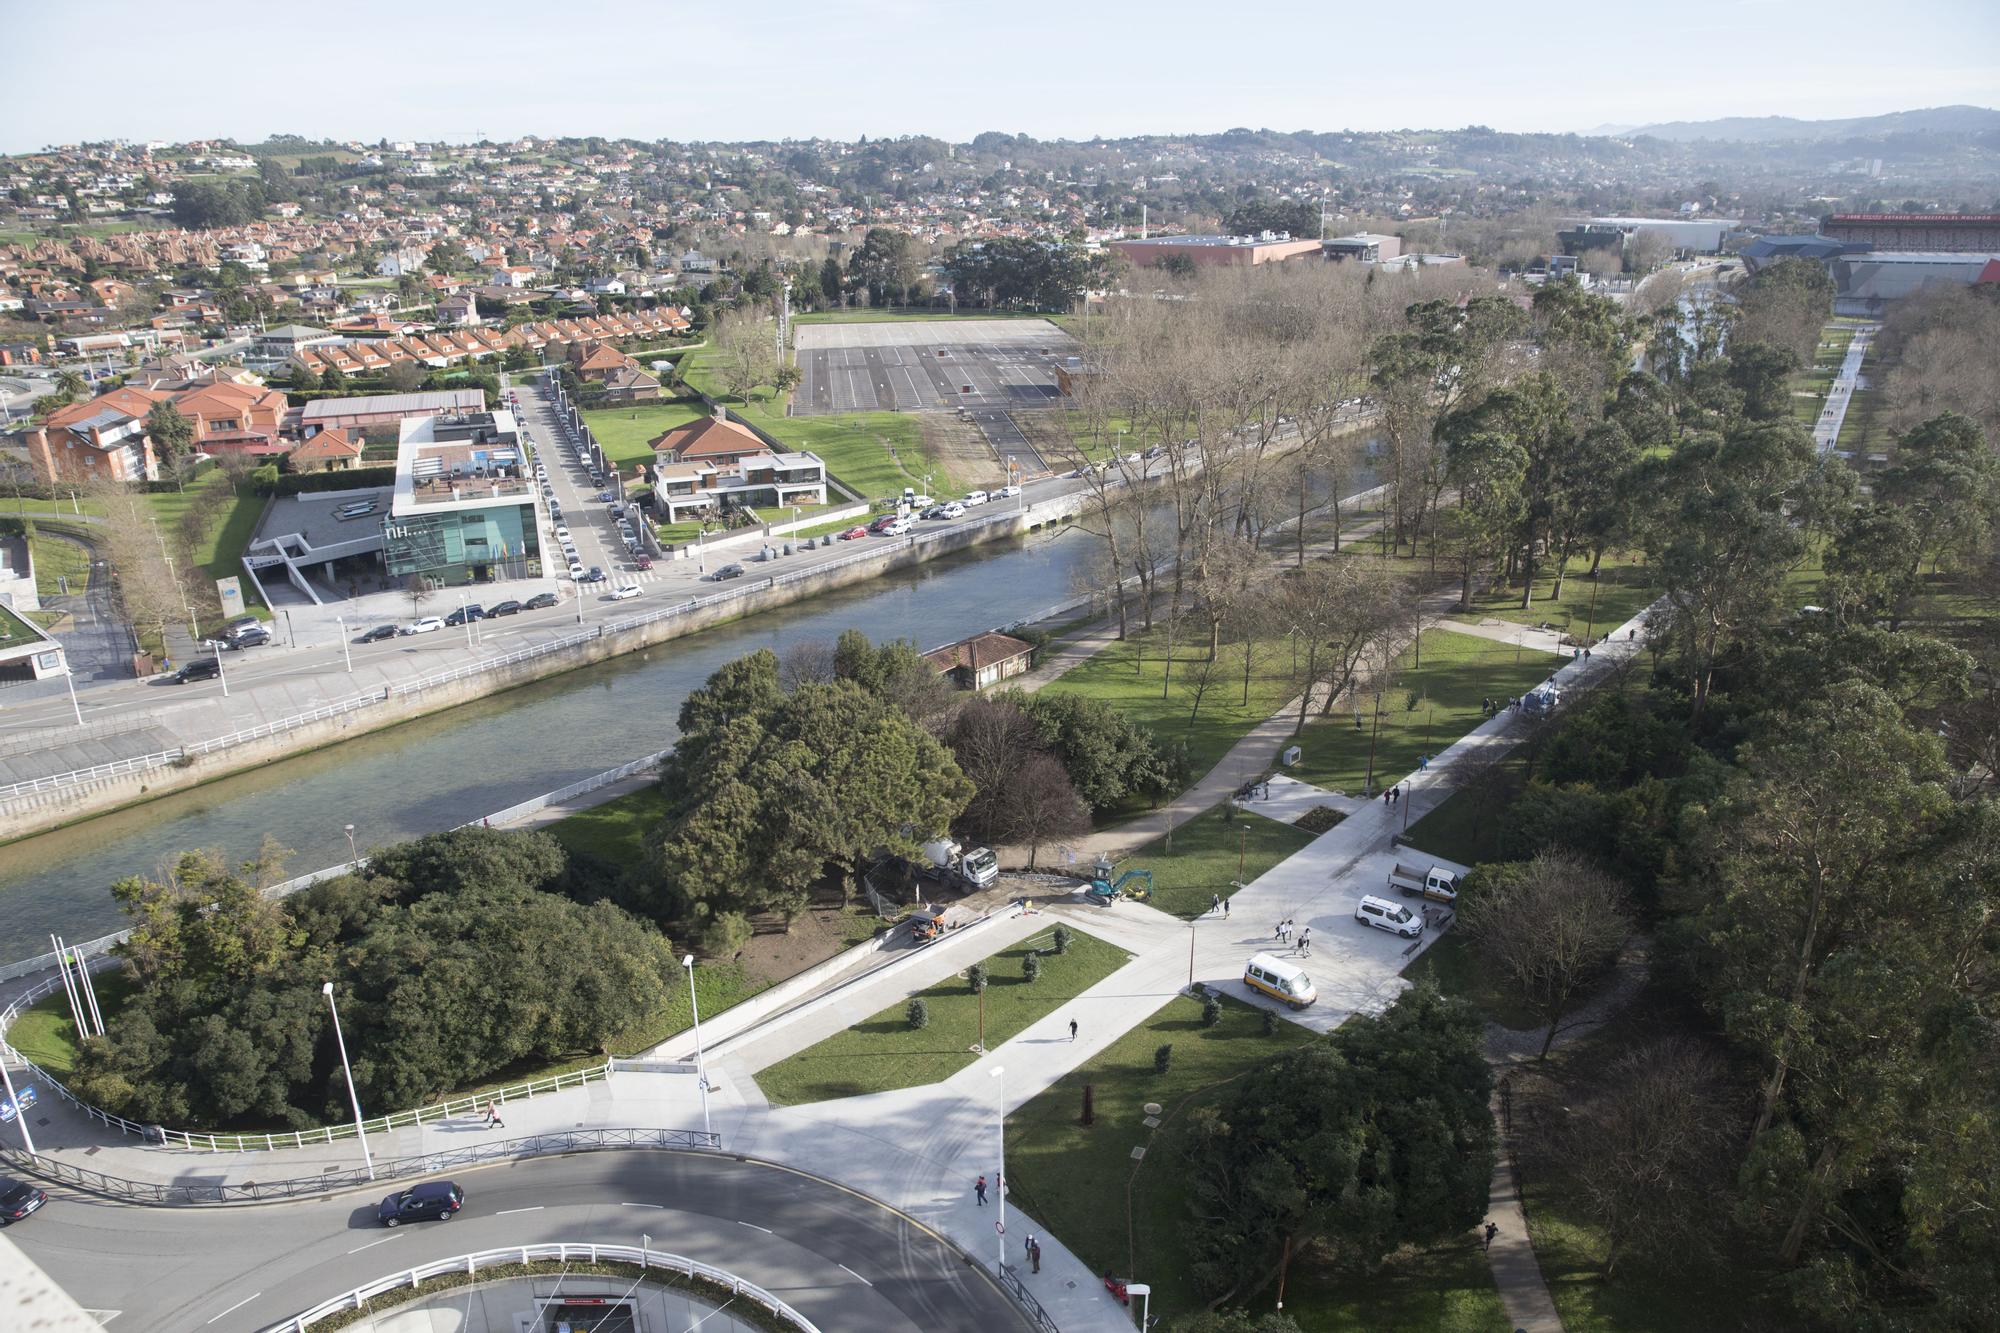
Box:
[1387,861,1460,904]
[921,838,1000,891]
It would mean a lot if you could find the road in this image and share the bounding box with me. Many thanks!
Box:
[8,1150,1029,1333]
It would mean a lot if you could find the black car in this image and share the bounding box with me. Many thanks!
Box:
[0,1180,47,1225]
[487,600,523,617]
[582,566,606,583]
[227,624,272,648]
[356,624,399,643]
[443,605,485,626]
[713,563,745,580]
[170,658,221,684]
[377,1180,463,1227]
[524,592,559,610]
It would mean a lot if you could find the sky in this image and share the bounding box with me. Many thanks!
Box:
[2,0,1996,153]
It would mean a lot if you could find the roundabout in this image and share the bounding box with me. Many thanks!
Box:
[7,1150,1032,1333]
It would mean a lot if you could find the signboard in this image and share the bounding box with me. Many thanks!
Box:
[0,1084,37,1122]
[216,576,245,619]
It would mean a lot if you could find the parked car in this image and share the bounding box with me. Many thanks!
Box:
[962,490,989,506]
[553,525,571,542]
[0,1180,48,1225]
[633,553,654,571]
[401,617,445,636]
[356,624,399,642]
[442,605,484,626]
[868,515,899,534]
[920,504,947,520]
[713,563,745,580]
[226,623,271,648]
[169,658,221,684]
[608,584,641,600]
[881,517,912,536]
[582,566,606,583]
[524,592,559,610]
[486,600,523,618]
[378,1180,463,1227]
[595,490,615,503]
[838,526,870,541]
[996,484,1022,498]
[940,501,965,519]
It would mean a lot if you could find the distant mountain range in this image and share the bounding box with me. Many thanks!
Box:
[1620,105,2000,143]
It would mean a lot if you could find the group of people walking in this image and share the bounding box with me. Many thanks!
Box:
[1274,918,1312,955]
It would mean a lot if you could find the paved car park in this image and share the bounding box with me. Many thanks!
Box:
[793,318,1076,416]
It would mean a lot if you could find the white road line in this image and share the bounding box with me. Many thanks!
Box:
[737,1220,774,1234]
[205,1292,261,1324]
[347,1234,404,1253]
[496,1206,545,1215]
[839,1264,874,1287]
[621,1201,666,1209]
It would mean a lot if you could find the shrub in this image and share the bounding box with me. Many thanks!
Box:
[1260,1008,1278,1037]
[1294,806,1345,835]
[1051,925,1072,955]
[967,962,988,994]
[1202,994,1223,1028]
[1023,952,1043,983]
[698,910,753,958]
[1154,1042,1174,1075]
[907,997,929,1030]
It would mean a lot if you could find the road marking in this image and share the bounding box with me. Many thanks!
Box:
[497,1206,544,1215]
[737,1220,773,1234]
[839,1264,873,1287]
[205,1292,261,1324]
[347,1234,403,1253]
[620,1201,665,1209]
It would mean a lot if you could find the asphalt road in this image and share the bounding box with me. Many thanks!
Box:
[9,1151,1030,1333]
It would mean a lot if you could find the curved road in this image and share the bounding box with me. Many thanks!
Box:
[9,1151,1031,1333]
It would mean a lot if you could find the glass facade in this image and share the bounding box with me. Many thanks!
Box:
[382,501,541,585]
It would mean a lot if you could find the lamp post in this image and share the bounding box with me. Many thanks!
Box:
[336,616,353,673]
[344,823,358,862]
[321,981,374,1180]
[988,1064,1007,1276]
[61,664,83,727]
[681,954,711,1139]
[212,637,229,698]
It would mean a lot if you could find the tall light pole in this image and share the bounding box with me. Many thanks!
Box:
[212,637,229,698]
[344,823,358,862]
[61,664,83,727]
[681,954,710,1139]
[321,981,374,1180]
[336,616,353,673]
[988,1064,1007,1276]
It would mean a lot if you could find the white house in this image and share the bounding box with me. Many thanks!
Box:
[377,247,428,277]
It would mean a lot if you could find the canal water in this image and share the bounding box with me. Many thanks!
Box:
[0,461,1376,960]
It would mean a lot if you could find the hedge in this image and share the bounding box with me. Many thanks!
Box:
[253,466,396,496]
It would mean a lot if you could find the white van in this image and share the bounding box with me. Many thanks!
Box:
[1355,894,1423,938]
[1243,952,1316,1009]
[963,490,989,507]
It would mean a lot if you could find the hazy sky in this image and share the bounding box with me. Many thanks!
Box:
[3,0,1996,152]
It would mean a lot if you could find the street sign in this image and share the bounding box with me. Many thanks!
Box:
[216,576,245,618]
[0,1085,38,1122]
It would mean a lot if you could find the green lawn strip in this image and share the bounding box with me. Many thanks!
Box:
[2,495,104,519]
[1287,630,1562,796]
[0,602,43,652]
[753,929,1131,1106]
[1836,386,1888,455]
[542,785,668,864]
[1445,549,1656,641]
[1399,754,1526,868]
[142,473,270,611]
[1042,620,1307,794]
[1115,800,1316,919]
[1402,931,1541,1031]
[8,970,138,1075]
[27,530,91,596]
[580,399,707,467]
[1279,1235,1510,1333]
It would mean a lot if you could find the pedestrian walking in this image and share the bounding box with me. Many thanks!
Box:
[1068,1018,1078,1042]
[1483,1220,1499,1252]
[1275,921,1285,940]
[485,1100,503,1130]
[1210,893,1222,915]
[1629,627,1637,641]
[1025,1232,1036,1264]
[1382,789,1391,805]
[1584,647,1592,660]
[975,1175,988,1206]
[1030,1237,1042,1273]
[1299,928,1312,955]
[1223,896,1230,918]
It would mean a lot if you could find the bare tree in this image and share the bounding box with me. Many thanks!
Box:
[404,573,432,619]
[1270,554,1400,735]
[711,306,779,404]
[90,479,193,654]
[1549,1037,1739,1279]
[779,638,839,691]
[1460,849,1632,1058]
[945,697,1047,844]
[999,753,1090,870]
[1624,229,1676,277]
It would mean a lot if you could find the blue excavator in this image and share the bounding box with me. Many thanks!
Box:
[1083,855,1152,905]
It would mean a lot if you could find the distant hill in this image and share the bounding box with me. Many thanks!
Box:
[1627,105,2000,143]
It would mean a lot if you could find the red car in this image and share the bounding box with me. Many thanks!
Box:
[633,553,654,570]
[838,526,871,540]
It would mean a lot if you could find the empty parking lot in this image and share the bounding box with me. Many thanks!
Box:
[794,318,1077,416]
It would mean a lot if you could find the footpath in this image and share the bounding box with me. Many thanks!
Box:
[2,606,1648,1331]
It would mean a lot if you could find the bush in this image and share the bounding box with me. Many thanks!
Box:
[698,910,753,958]
[1202,994,1223,1028]
[1023,952,1043,983]
[1293,805,1345,835]
[252,466,397,497]
[1260,1008,1278,1037]
[967,962,988,994]
[1154,1042,1174,1075]
[907,997,930,1030]
[1051,924,1072,955]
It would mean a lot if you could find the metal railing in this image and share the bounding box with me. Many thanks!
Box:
[269,1242,818,1333]
[997,1261,1062,1333]
[0,1126,719,1206]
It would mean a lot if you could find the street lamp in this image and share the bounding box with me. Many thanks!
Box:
[344,824,358,861]
[321,981,375,1180]
[61,664,83,727]
[212,637,229,698]
[988,1064,1007,1276]
[681,954,711,1139]
[336,616,353,673]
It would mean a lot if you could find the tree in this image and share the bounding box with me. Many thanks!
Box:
[1872,412,2000,574]
[404,573,431,618]
[1180,986,1492,1300]
[945,696,1048,843]
[1732,258,1836,366]
[711,307,778,404]
[144,401,196,489]
[997,752,1091,869]
[1461,850,1632,1058]
[424,239,470,274]
[1016,690,1166,811]
[385,360,425,393]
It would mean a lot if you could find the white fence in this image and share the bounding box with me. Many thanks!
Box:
[269,1243,821,1333]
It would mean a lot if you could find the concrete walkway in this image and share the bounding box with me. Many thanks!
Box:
[1814,322,1879,456]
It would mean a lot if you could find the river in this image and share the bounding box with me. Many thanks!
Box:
[0,461,1375,960]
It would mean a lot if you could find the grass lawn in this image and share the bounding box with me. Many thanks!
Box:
[1114,800,1316,919]
[143,472,270,608]
[581,398,706,467]
[28,530,92,596]
[1836,386,1889,455]
[7,970,137,1075]
[1399,754,1526,868]
[1287,630,1562,797]
[1447,549,1656,643]
[753,927,1131,1106]
[1279,1236,1510,1333]
[1,494,103,519]
[1041,620,1308,803]
[542,785,668,865]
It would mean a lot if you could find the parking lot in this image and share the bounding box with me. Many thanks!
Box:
[793,318,1076,416]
